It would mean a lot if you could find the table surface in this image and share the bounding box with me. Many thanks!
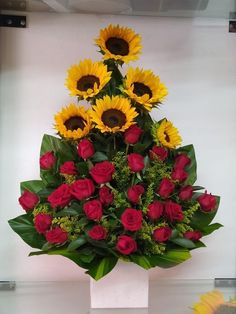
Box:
[0,280,235,314]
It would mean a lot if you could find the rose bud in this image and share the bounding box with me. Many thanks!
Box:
[124,125,143,145]
[174,153,191,169]
[71,178,95,200]
[60,161,77,175]
[184,230,202,241]
[88,225,107,240]
[83,199,103,221]
[153,227,172,242]
[157,178,175,198]
[165,201,184,222]
[127,185,145,204]
[197,191,217,212]
[147,201,164,221]
[34,213,52,234]
[77,138,94,160]
[90,161,115,184]
[179,185,193,201]
[121,208,143,232]
[19,190,39,212]
[48,184,71,208]
[127,153,144,172]
[40,151,56,170]
[171,168,188,182]
[99,186,113,205]
[149,145,168,161]
[116,235,137,255]
[46,227,68,244]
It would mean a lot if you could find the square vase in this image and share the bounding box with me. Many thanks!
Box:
[90,260,149,309]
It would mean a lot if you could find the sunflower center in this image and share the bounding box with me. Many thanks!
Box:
[77,75,100,91]
[164,131,170,143]
[214,304,236,314]
[132,82,152,99]
[64,116,85,131]
[105,37,129,56]
[101,109,126,128]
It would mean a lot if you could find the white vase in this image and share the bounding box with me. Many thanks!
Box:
[90,260,149,309]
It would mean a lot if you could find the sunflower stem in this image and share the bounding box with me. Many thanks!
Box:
[113,135,116,151]
[125,144,130,156]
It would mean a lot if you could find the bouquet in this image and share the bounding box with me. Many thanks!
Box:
[9,24,222,280]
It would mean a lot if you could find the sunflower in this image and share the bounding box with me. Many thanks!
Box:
[95,24,142,64]
[65,59,111,99]
[55,104,92,140]
[153,119,182,149]
[123,67,168,111]
[90,95,138,133]
[193,290,236,314]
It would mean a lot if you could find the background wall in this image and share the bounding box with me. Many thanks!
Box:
[0,12,235,281]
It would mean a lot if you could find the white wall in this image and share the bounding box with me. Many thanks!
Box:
[0,12,235,281]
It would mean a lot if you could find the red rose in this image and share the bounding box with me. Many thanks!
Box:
[46,227,68,244]
[19,190,39,212]
[157,178,175,198]
[179,185,193,201]
[88,225,107,240]
[71,179,95,200]
[184,230,202,241]
[99,186,113,205]
[153,227,172,242]
[174,153,191,169]
[197,192,217,212]
[149,146,168,161]
[48,184,71,208]
[171,168,188,182]
[165,201,184,222]
[60,161,77,175]
[34,213,52,234]
[77,139,94,160]
[121,208,142,231]
[90,161,115,184]
[147,201,164,221]
[40,151,56,170]
[124,125,143,145]
[116,235,137,255]
[127,153,144,172]
[83,199,103,221]
[127,185,145,204]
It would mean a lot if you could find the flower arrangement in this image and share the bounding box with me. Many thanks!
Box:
[9,24,222,280]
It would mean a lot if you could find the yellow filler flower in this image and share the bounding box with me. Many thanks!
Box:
[155,119,182,149]
[65,59,111,99]
[123,67,168,111]
[95,24,142,64]
[193,290,236,314]
[90,95,138,133]
[55,104,92,140]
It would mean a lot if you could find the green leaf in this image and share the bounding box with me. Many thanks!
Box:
[41,242,53,251]
[20,180,45,194]
[170,229,179,239]
[130,255,152,270]
[149,249,191,268]
[67,237,87,251]
[40,170,61,188]
[91,152,108,162]
[37,188,54,198]
[55,207,80,217]
[40,134,75,161]
[202,223,223,235]
[171,238,196,249]
[86,256,118,280]
[192,240,206,249]
[76,162,89,176]
[8,214,46,249]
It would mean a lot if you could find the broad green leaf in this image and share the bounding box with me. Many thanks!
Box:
[192,240,206,249]
[91,152,108,162]
[20,180,45,194]
[67,237,87,251]
[41,242,53,251]
[37,188,54,198]
[55,207,80,217]
[130,255,152,270]
[202,223,223,235]
[40,170,61,188]
[149,249,191,268]
[171,238,196,249]
[76,162,89,176]
[86,256,118,280]
[8,214,46,249]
